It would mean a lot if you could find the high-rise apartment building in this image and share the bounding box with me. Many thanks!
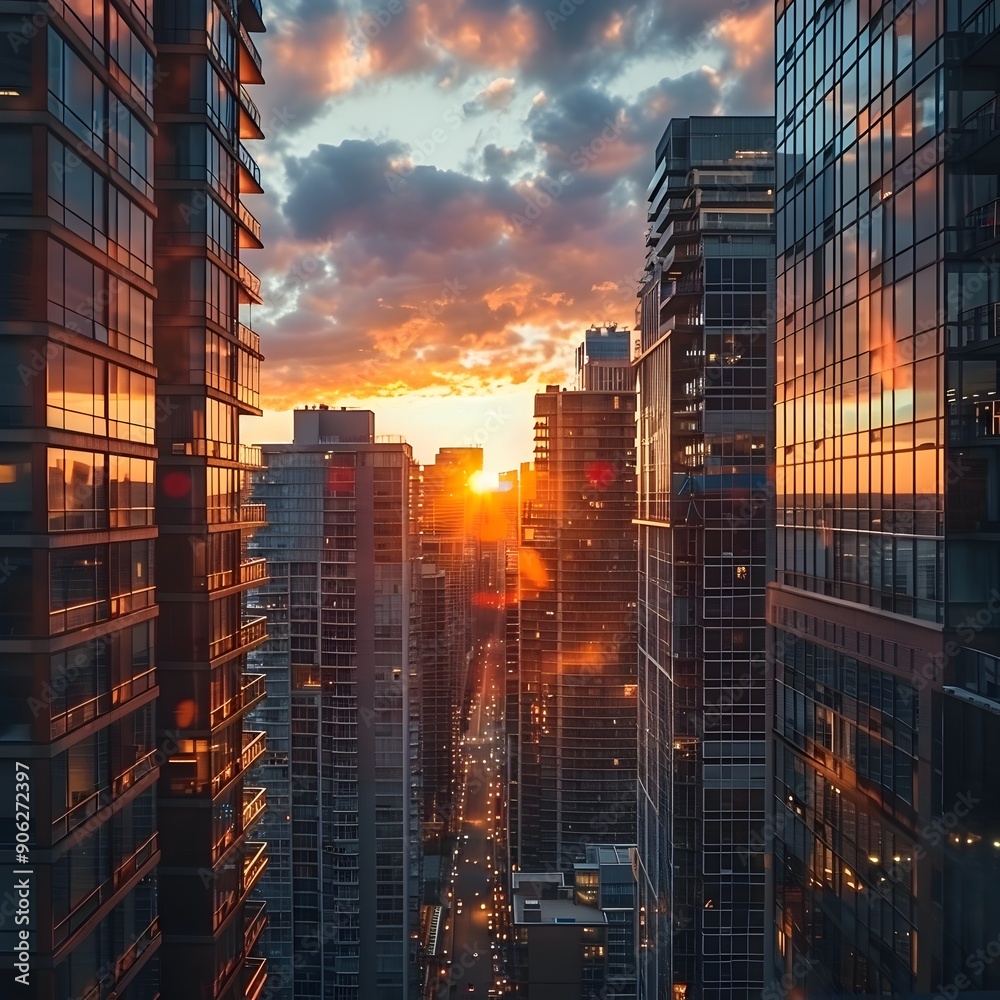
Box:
[0,1,266,997]
[152,0,268,996]
[769,1,1000,995]
[515,381,637,872]
[417,446,483,842]
[634,116,774,1000]
[0,4,162,996]
[246,407,420,999]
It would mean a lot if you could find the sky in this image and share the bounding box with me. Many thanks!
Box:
[243,0,775,470]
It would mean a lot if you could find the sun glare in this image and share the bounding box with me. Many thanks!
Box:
[468,470,500,493]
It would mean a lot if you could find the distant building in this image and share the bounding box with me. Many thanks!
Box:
[575,324,636,392]
[510,844,636,999]
[247,407,420,999]
[515,382,638,871]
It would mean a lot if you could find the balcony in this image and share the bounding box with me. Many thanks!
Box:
[243,786,266,830]
[114,916,161,984]
[956,302,1000,348]
[965,0,1000,61]
[50,667,157,739]
[245,957,268,1000]
[241,502,267,525]
[113,834,159,890]
[238,259,263,304]
[210,672,266,728]
[239,142,263,194]
[238,199,263,248]
[113,750,158,798]
[241,614,268,646]
[240,0,265,34]
[239,84,264,140]
[243,841,268,894]
[238,22,264,84]
[239,556,268,584]
[244,900,267,953]
[958,95,1000,160]
[965,198,1000,249]
[242,730,267,771]
[237,322,261,356]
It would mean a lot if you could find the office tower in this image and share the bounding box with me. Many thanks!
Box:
[417,447,483,841]
[0,3,163,996]
[769,1,1000,995]
[151,0,268,996]
[575,323,637,392]
[634,117,775,1000]
[246,407,420,999]
[515,381,637,872]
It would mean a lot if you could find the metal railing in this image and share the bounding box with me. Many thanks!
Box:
[114,916,160,983]
[966,198,1000,247]
[241,502,267,524]
[245,957,268,1000]
[239,557,268,583]
[242,730,267,771]
[238,22,263,75]
[237,321,261,355]
[237,259,262,299]
[244,900,267,952]
[243,842,268,893]
[239,142,262,189]
[243,786,266,829]
[241,616,268,647]
[965,0,1000,36]
[238,199,262,242]
[957,302,1000,346]
[50,668,156,739]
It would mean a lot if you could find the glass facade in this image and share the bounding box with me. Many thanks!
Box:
[151,0,268,997]
[771,0,1000,994]
[246,409,421,1000]
[0,3,160,996]
[515,385,638,872]
[634,117,775,1000]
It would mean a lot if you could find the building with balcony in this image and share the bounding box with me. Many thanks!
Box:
[0,1,267,997]
[633,116,774,1000]
[514,380,637,873]
[0,2,159,997]
[768,1,1000,995]
[246,406,421,999]
[416,447,483,847]
[151,0,268,996]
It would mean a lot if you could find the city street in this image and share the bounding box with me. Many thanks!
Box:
[437,634,508,997]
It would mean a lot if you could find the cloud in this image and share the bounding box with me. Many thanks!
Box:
[462,76,517,115]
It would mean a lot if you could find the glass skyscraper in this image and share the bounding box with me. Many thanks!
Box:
[634,116,775,1000]
[771,0,1000,993]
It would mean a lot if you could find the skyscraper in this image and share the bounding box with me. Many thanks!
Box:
[770,0,1000,994]
[0,1,267,997]
[515,378,638,873]
[152,0,268,996]
[634,116,775,1000]
[417,446,483,843]
[0,5,162,996]
[246,407,420,999]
